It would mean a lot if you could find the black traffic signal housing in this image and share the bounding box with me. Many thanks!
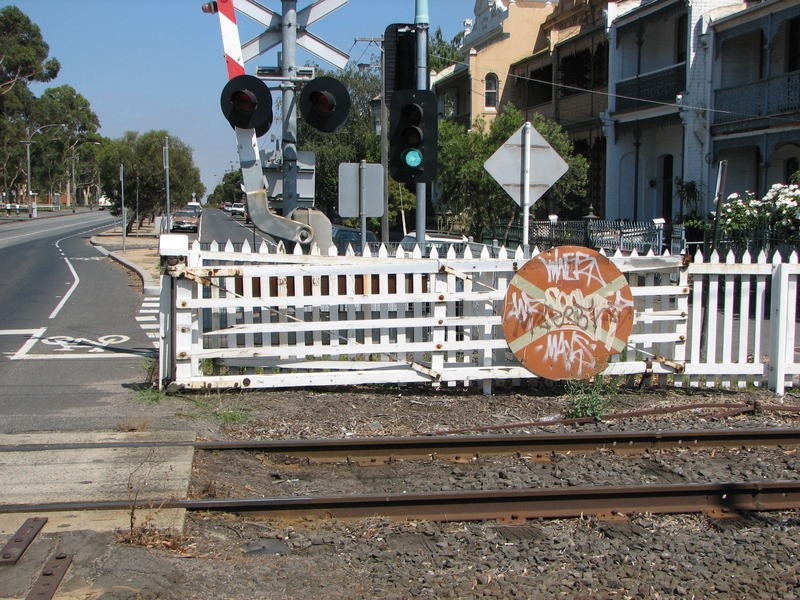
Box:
[220,75,273,137]
[299,76,351,133]
[389,89,437,184]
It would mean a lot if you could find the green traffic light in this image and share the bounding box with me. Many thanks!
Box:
[402,148,423,169]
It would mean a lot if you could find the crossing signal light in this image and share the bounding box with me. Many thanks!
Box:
[220,74,273,137]
[389,89,437,184]
[299,76,351,133]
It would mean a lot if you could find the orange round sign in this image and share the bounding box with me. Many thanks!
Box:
[502,246,634,380]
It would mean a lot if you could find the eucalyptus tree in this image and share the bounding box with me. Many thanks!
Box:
[97,130,205,232]
[207,169,243,208]
[297,61,381,221]
[0,5,60,196]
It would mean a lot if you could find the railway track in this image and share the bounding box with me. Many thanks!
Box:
[2,427,800,523]
[3,426,799,463]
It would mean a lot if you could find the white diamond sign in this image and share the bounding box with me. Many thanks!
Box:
[484,123,569,207]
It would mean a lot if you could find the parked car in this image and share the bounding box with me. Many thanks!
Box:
[185,201,202,216]
[222,202,232,212]
[332,226,378,254]
[400,231,469,255]
[171,210,200,233]
[230,202,246,217]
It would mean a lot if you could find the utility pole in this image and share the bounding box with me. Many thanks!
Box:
[164,137,171,232]
[120,164,126,253]
[355,36,389,244]
[415,0,429,246]
[282,0,299,218]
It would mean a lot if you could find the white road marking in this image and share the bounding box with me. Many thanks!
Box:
[49,256,80,319]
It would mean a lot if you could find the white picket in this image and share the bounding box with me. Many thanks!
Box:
[161,239,800,394]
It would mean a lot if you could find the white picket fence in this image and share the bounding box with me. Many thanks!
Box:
[158,239,800,394]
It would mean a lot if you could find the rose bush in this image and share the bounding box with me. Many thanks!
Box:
[718,184,800,243]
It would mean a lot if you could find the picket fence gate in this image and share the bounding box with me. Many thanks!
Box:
[158,239,800,395]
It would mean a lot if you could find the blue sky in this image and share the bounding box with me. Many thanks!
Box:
[7,0,471,200]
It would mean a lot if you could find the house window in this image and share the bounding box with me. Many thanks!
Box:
[789,17,800,73]
[485,73,498,109]
[676,14,688,64]
[786,156,799,183]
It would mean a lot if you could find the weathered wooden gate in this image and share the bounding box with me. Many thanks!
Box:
[158,240,800,394]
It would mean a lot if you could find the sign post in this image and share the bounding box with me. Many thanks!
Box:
[339,161,384,253]
[484,122,569,252]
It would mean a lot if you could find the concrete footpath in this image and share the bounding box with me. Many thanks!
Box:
[0,431,195,534]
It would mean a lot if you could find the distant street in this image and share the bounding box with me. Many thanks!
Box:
[0,212,161,432]
[198,206,278,249]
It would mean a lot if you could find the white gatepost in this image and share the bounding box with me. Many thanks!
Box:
[769,262,790,394]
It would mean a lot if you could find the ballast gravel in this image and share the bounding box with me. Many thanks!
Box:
[8,385,800,599]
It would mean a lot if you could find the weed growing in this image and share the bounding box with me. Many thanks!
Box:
[564,377,619,419]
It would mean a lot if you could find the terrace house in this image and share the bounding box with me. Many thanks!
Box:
[708,0,800,200]
[432,0,555,129]
[510,0,610,218]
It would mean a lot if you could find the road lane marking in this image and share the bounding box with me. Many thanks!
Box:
[49,256,79,319]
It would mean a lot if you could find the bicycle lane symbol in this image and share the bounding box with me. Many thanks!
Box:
[40,334,131,353]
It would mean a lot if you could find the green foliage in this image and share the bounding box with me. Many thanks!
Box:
[437,105,588,244]
[28,85,101,198]
[137,387,164,405]
[718,184,800,243]
[0,6,60,107]
[207,169,243,208]
[429,27,463,73]
[97,131,205,228]
[674,179,706,220]
[298,61,381,223]
[563,378,617,419]
[0,6,60,195]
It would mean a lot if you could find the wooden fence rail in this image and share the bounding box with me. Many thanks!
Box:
[158,240,800,394]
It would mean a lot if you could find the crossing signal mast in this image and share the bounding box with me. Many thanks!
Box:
[384,1,433,245]
[389,89,437,184]
[203,0,351,249]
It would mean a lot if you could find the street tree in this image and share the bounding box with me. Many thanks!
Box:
[28,85,101,202]
[97,130,205,232]
[0,5,61,197]
[429,27,463,73]
[437,105,588,245]
[297,61,381,223]
[207,169,243,208]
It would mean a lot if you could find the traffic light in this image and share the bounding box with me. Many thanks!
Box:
[389,89,437,184]
[299,76,351,133]
[220,75,273,137]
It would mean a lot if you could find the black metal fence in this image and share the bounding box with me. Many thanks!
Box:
[481,219,686,255]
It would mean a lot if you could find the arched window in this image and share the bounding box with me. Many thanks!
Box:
[484,73,498,109]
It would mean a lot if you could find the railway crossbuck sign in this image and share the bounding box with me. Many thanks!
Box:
[501,246,635,380]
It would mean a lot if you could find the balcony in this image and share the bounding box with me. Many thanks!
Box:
[557,88,608,124]
[614,63,686,112]
[713,71,800,128]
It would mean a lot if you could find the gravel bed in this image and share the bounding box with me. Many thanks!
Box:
[19,385,800,599]
[191,445,800,499]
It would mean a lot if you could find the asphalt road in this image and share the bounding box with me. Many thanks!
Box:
[0,212,169,433]
[199,207,278,249]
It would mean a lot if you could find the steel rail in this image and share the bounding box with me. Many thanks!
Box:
[2,481,800,522]
[1,428,799,464]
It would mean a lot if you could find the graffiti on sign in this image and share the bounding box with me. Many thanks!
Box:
[502,246,634,380]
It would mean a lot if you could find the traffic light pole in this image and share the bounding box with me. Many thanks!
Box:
[282,0,299,218]
[415,0,429,246]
